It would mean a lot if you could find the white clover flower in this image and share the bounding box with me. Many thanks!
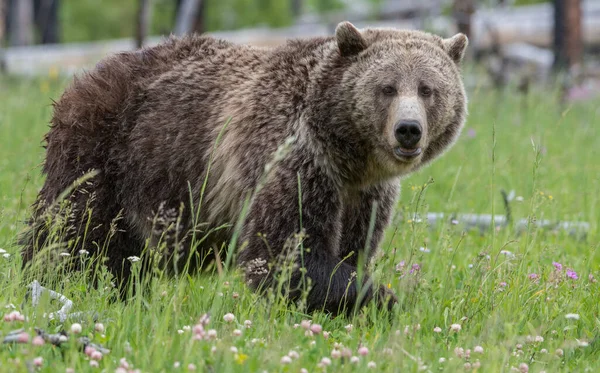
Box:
[223,313,235,322]
[70,323,82,334]
[280,356,292,365]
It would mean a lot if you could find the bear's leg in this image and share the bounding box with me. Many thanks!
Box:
[22,174,145,295]
[237,166,383,315]
[339,183,399,266]
[337,183,400,310]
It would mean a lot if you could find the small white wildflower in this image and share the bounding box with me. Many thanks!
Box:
[454,347,464,358]
[300,320,311,329]
[79,250,89,256]
[0,248,5,254]
[244,320,252,328]
[3,253,10,259]
[439,357,446,363]
[433,326,442,333]
[94,323,105,333]
[173,362,181,368]
[565,313,580,320]
[223,313,235,322]
[540,349,548,354]
[555,348,564,357]
[320,357,331,366]
[350,356,360,364]
[450,323,462,332]
[331,349,341,359]
[310,324,322,334]
[70,323,82,334]
[500,250,515,258]
[288,350,299,359]
[367,361,377,369]
[419,247,430,253]
[535,336,544,343]
[519,362,529,373]
[127,256,141,262]
[59,252,71,257]
[206,329,217,339]
[345,324,353,332]
[230,346,238,353]
[233,329,242,337]
[578,340,589,347]
[358,346,369,356]
[178,330,184,335]
[474,346,484,354]
[33,357,43,367]
[280,356,292,365]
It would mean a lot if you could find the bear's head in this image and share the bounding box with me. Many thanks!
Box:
[327,22,468,184]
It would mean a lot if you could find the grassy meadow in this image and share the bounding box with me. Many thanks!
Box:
[0,72,598,372]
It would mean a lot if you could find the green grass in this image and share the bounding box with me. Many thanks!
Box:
[0,73,598,372]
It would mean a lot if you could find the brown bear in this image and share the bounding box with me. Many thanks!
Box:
[22,22,468,315]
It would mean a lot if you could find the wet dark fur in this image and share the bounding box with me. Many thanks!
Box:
[22,25,467,315]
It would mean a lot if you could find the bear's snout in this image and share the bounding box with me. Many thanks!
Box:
[394,120,422,149]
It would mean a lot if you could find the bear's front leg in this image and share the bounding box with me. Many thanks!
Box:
[337,182,400,310]
[237,164,378,315]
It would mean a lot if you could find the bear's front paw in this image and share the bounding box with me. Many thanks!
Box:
[375,285,398,311]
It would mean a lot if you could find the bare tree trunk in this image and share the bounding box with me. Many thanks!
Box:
[0,0,5,43]
[34,0,60,44]
[9,0,34,46]
[136,0,152,48]
[553,0,582,70]
[192,0,205,34]
[0,0,5,72]
[291,0,302,18]
[174,0,202,35]
[452,0,475,37]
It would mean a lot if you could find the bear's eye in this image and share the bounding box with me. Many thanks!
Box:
[419,85,433,97]
[382,85,397,96]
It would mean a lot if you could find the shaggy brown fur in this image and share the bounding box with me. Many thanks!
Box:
[22,22,468,315]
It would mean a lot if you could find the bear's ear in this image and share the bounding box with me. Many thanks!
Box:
[443,33,468,64]
[335,21,367,57]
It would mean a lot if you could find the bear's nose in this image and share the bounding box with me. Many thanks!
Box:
[394,120,422,148]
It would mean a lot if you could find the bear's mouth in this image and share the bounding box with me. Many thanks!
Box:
[394,147,422,160]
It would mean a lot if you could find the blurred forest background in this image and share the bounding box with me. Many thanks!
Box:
[0,0,598,97]
[1,0,548,45]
